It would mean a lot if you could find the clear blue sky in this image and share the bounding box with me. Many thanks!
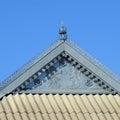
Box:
[0,0,120,81]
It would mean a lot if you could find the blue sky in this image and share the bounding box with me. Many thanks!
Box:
[0,0,120,81]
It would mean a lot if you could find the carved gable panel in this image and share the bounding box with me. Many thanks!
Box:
[36,63,100,90]
[18,56,108,94]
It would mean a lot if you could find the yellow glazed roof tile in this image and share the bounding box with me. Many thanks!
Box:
[0,102,4,113]
[94,94,108,113]
[41,94,53,114]
[28,112,36,120]
[63,112,72,120]
[7,113,15,120]
[81,94,94,113]
[0,113,7,120]
[21,112,29,120]
[20,94,33,113]
[97,113,106,120]
[56,112,64,120]
[1,97,11,114]
[42,113,50,120]
[34,94,47,113]
[87,94,101,113]
[61,94,74,113]
[104,113,113,120]
[101,94,115,113]
[68,94,81,113]
[70,112,78,120]
[7,95,18,113]
[54,94,67,113]
[77,112,85,120]
[111,113,120,120]
[118,114,120,118]
[14,113,22,120]
[84,113,92,120]
[90,112,99,120]
[114,94,120,107]
[74,95,88,113]
[14,94,26,113]
[35,112,43,120]
[0,94,120,120]
[49,112,57,120]
[107,94,120,113]
[27,94,40,113]
[47,94,60,113]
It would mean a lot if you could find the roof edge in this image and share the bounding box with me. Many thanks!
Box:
[0,39,65,90]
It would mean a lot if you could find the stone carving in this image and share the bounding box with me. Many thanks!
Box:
[85,79,93,87]
[69,66,80,88]
[34,78,40,85]
[24,60,102,91]
[48,70,62,89]
[47,63,81,89]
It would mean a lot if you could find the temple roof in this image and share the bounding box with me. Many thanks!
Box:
[1,27,120,120]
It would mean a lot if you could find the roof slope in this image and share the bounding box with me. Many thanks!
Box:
[0,39,120,97]
[0,94,120,120]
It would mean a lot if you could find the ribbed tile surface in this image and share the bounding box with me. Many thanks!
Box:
[0,94,120,120]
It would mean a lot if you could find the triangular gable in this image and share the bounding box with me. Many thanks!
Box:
[19,59,108,94]
[0,39,120,98]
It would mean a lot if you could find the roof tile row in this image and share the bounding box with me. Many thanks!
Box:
[0,94,120,120]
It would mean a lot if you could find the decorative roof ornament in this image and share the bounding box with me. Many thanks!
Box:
[59,22,67,41]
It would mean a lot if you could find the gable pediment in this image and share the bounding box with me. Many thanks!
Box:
[0,40,120,98]
[18,54,109,94]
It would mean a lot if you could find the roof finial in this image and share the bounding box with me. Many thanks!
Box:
[61,21,64,26]
[59,21,67,41]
